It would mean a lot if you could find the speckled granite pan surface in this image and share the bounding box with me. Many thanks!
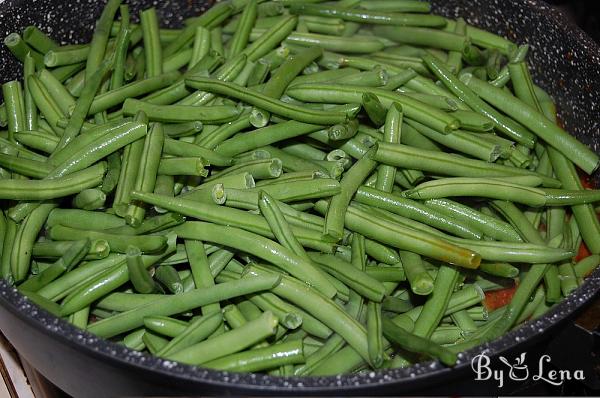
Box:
[0,0,599,395]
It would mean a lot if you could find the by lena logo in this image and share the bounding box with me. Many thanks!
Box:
[471,352,585,388]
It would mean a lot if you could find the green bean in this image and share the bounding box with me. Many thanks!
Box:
[362,92,386,126]
[406,119,501,162]
[161,138,231,168]
[22,26,58,54]
[208,27,224,58]
[156,157,207,177]
[122,329,146,350]
[315,200,481,268]
[140,8,162,77]
[413,265,458,338]
[450,110,494,132]
[357,187,482,240]
[291,4,444,27]
[173,221,336,298]
[32,239,109,261]
[227,0,258,58]
[71,188,105,210]
[143,316,188,338]
[104,213,185,236]
[68,306,90,330]
[207,248,236,277]
[359,0,431,13]
[97,292,160,312]
[381,295,413,313]
[547,147,600,254]
[0,104,7,128]
[302,19,345,36]
[328,119,359,142]
[164,2,233,57]
[4,33,45,68]
[184,239,221,314]
[205,339,304,372]
[142,331,170,355]
[0,162,106,201]
[373,143,559,187]
[89,72,181,115]
[382,317,456,366]
[574,254,600,278]
[288,83,460,134]
[309,253,386,302]
[205,158,282,183]
[11,203,56,282]
[35,254,122,302]
[182,173,254,203]
[424,198,521,242]
[86,269,278,338]
[243,16,298,61]
[558,262,578,297]
[258,191,308,259]
[110,5,131,90]
[245,264,371,364]
[124,122,164,226]
[543,264,562,303]
[372,26,466,52]
[245,293,302,330]
[114,133,146,213]
[18,240,90,292]
[20,290,62,317]
[479,262,519,279]
[1,217,17,283]
[0,213,6,282]
[404,177,548,207]
[193,114,251,150]
[188,26,211,69]
[253,47,324,128]
[165,311,278,364]
[49,225,167,254]
[490,200,544,244]
[54,59,114,153]
[422,54,536,147]
[131,191,333,253]
[0,153,51,179]
[156,311,223,357]
[85,0,121,80]
[186,78,355,125]
[215,120,324,157]
[46,209,124,230]
[2,81,26,141]
[23,54,38,131]
[465,24,517,55]
[162,122,203,138]
[122,99,241,124]
[161,50,193,76]
[464,264,549,349]
[154,265,183,294]
[463,74,599,173]
[363,239,400,265]
[376,103,402,192]
[444,17,465,73]
[400,251,433,295]
[366,301,384,367]
[324,149,377,241]
[44,45,91,67]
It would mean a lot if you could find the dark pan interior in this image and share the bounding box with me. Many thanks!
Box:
[1,0,600,395]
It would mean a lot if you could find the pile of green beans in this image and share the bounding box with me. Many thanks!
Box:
[2,0,600,378]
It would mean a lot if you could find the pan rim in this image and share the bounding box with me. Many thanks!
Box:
[1,0,600,392]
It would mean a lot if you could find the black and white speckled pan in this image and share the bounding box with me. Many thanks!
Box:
[1,0,600,396]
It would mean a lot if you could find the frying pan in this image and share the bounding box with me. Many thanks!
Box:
[1,0,600,396]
